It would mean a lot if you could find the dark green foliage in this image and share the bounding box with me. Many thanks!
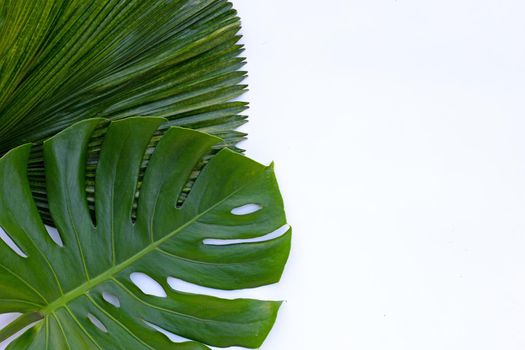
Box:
[0,0,248,223]
[0,118,291,349]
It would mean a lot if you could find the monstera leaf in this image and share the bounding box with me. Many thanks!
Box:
[0,118,291,349]
[0,0,248,223]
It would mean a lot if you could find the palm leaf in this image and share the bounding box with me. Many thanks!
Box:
[0,118,291,349]
[0,0,248,224]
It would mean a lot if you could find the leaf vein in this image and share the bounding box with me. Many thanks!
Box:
[86,295,155,350]
[64,306,102,350]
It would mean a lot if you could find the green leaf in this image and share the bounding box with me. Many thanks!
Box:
[0,0,248,224]
[0,118,291,349]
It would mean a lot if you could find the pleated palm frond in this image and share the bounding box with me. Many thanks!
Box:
[0,0,247,224]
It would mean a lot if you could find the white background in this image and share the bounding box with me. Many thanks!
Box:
[3,1,525,349]
[233,0,525,349]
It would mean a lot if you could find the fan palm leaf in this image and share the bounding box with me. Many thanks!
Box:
[0,0,247,223]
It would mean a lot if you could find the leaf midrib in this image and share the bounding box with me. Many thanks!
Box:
[40,167,261,315]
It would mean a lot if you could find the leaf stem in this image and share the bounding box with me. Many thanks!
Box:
[0,312,43,343]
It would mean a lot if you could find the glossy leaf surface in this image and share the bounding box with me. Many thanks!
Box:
[0,118,291,349]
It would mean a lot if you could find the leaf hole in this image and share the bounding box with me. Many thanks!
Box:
[174,149,214,209]
[0,227,28,258]
[102,292,120,308]
[167,277,280,301]
[203,224,290,246]
[131,129,164,223]
[130,272,167,298]
[44,224,63,247]
[143,320,194,344]
[87,313,108,333]
[230,203,262,215]
[85,120,110,226]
